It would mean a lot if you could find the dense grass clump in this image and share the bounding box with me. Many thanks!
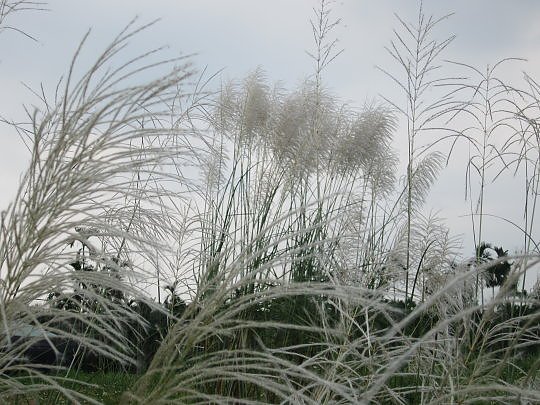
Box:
[1,1,539,404]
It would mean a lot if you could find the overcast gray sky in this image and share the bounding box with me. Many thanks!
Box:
[1,0,540,279]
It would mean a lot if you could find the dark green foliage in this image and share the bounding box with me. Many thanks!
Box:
[11,371,138,405]
[45,240,188,373]
[476,242,513,290]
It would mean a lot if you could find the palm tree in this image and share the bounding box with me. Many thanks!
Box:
[476,242,512,299]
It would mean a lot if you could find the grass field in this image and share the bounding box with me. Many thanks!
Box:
[1,0,539,403]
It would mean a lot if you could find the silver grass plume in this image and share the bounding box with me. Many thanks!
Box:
[0,21,198,401]
[333,104,398,194]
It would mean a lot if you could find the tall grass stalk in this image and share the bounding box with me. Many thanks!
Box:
[442,58,525,305]
[377,1,453,304]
